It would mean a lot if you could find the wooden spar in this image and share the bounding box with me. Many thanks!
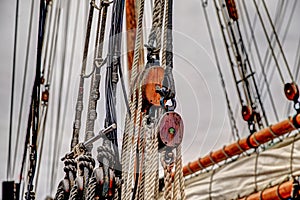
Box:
[238,180,295,200]
[126,0,144,82]
[126,0,136,72]
[182,114,300,177]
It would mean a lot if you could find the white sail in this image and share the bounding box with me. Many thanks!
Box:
[185,134,300,199]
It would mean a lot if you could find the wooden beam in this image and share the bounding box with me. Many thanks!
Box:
[182,114,300,177]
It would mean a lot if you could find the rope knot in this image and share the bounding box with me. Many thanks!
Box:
[78,155,95,174]
[97,145,115,167]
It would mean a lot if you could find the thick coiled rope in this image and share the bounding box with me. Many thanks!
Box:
[121,0,145,198]
[147,0,163,52]
[161,151,174,200]
[54,181,66,200]
[55,156,77,200]
[86,176,97,200]
[68,183,78,200]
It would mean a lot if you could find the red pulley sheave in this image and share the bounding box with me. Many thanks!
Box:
[242,105,253,122]
[284,82,299,101]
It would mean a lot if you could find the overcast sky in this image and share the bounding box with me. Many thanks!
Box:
[1,0,300,199]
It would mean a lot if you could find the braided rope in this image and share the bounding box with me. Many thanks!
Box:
[161,151,174,200]
[147,0,163,51]
[162,0,168,68]
[54,181,65,200]
[86,176,97,200]
[71,0,95,150]
[173,145,180,199]
[127,85,143,200]
[69,183,78,200]
[121,0,145,198]
[121,114,131,199]
[153,113,161,199]
[138,115,146,200]
[177,145,186,200]
[143,120,155,199]
[84,1,108,153]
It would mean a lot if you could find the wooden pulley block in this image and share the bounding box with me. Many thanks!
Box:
[284,82,299,101]
[41,89,49,103]
[141,66,165,108]
[158,111,184,148]
[241,105,253,122]
[225,0,238,21]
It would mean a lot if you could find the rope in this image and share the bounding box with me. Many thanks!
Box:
[60,0,80,152]
[86,176,97,200]
[7,0,20,180]
[54,181,66,200]
[121,0,145,198]
[261,0,294,82]
[147,0,163,52]
[71,0,95,150]
[161,151,174,200]
[251,0,285,84]
[137,115,146,200]
[69,183,78,200]
[239,0,279,122]
[12,0,35,177]
[202,0,240,140]
[84,0,109,154]
[176,144,186,200]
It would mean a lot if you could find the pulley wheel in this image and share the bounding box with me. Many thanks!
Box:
[158,111,184,148]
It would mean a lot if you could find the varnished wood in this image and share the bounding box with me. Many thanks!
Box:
[141,66,165,108]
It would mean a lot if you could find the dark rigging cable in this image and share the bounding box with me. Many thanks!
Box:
[239,0,279,122]
[252,0,285,84]
[261,0,294,82]
[259,0,297,94]
[257,0,288,89]
[201,0,240,140]
[7,0,20,181]
[51,0,71,191]
[12,0,34,178]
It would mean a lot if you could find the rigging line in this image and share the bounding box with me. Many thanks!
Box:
[12,0,34,178]
[219,0,254,108]
[105,0,126,168]
[60,0,80,153]
[259,0,297,94]
[286,33,300,115]
[42,1,55,80]
[236,21,269,127]
[239,0,279,122]
[218,0,253,108]
[41,1,53,77]
[26,0,48,197]
[47,63,57,195]
[70,0,95,150]
[246,0,283,58]
[34,106,49,193]
[257,0,287,85]
[261,0,294,82]
[213,0,243,106]
[48,6,62,193]
[252,0,285,84]
[294,36,300,81]
[7,0,20,180]
[201,0,239,140]
[51,0,72,187]
[84,0,105,153]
